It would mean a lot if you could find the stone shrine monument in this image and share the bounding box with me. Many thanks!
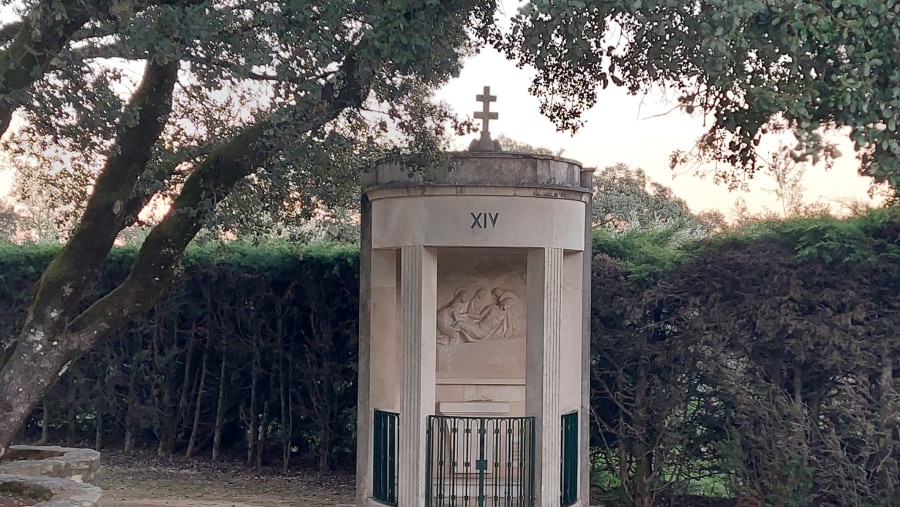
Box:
[356,87,592,507]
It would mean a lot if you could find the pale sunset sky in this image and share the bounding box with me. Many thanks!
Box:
[0,3,882,219]
[435,47,881,217]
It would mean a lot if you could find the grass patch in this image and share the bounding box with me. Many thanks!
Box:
[0,482,53,502]
[590,449,731,503]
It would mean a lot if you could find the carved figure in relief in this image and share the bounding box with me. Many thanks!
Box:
[436,286,524,345]
[453,296,510,342]
[436,289,470,345]
[468,288,490,316]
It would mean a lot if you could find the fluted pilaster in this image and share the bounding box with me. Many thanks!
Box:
[526,247,564,507]
[398,245,437,507]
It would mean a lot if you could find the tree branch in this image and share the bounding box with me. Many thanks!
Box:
[66,54,371,347]
[1,58,180,366]
[73,42,301,83]
[1,54,179,368]
[0,0,208,138]
[0,1,102,137]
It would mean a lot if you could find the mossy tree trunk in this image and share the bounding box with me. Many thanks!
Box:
[0,53,369,459]
[0,0,449,462]
[0,58,179,457]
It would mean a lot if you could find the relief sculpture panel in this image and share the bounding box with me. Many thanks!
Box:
[436,287,524,345]
[436,248,527,381]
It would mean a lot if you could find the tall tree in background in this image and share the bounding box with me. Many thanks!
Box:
[0,0,496,456]
[498,1,900,192]
[593,163,693,229]
[493,133,563,156]
[592,163,725,234]
[730,143,833,223]
[0,199,19,241]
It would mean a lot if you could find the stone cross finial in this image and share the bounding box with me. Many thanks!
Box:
[469,86,502,152]
[475,86,498,136]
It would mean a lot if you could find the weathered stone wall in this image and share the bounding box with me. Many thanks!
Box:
[0,445,101,507]
[0,446,100,484]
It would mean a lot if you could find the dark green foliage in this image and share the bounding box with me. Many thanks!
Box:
[0,243,59,354]
[589,249,727,506]
[590,209,900,506]
[498,1,900,191]
[592,225,694,281]
[4,241,359,470]
[4,209,900,504]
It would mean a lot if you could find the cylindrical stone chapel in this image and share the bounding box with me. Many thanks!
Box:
[356,88,591,507]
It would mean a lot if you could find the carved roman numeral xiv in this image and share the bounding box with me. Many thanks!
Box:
[470,212,499,229]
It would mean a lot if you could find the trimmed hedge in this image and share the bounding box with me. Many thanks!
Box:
[2,210,900,506]
[2,241,359,471]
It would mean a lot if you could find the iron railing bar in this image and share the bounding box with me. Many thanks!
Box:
[425,415,536,507]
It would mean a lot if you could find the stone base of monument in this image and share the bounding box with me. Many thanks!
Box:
[0,445,101,507]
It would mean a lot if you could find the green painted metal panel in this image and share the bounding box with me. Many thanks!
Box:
[560,411,578,506]
[373,409,399,506]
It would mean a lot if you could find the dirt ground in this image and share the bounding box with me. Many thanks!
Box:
[98,452,355,507]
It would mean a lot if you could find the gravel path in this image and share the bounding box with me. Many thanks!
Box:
[98,452,354,507]
[102,501,274,507]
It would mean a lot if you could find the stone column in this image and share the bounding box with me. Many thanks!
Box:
[526,247,564,507]
[579,168,595,507]
[356,194,374,505]
[398,245,437,507]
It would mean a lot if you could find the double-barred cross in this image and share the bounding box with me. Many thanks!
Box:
[474,86,497,137]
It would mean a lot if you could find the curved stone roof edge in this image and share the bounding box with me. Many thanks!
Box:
[446,150,584,167]
[362,152,590,191]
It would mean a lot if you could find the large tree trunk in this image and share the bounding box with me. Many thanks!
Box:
[0,57,179,458]
[0,326,75,456]
[0,32,370,458]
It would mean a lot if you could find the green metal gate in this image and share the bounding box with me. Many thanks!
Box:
[560,411,578,506]
[373,409,399,505]
[426,415,535,507]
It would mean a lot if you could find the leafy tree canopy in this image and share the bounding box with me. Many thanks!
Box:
[497,0,900,191]
[2,0,488,237]
[592,163,726,241]
[493,133,563,156]
[0,199,19,241]
[0,0,497,456]
[593,163,693,228]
